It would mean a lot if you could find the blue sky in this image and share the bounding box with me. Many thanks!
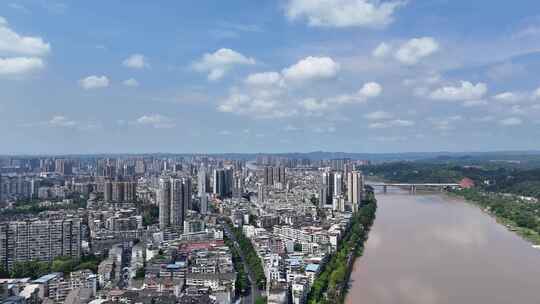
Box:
[1,0,540,154]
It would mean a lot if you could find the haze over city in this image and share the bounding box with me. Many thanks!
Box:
[2,1,540,154]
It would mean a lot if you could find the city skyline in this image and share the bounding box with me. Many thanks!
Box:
[2,1,540,154]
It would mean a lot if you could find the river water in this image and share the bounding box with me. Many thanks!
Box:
[345,187,540,304]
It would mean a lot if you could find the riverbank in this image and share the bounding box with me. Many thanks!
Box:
[448,189,540,246]
[306,190,377,304]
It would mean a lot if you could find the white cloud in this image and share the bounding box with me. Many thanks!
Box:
[463,100,487,107]
[245,72,283,86]
[430,115,462,130]
[122,54,149,69]
[429,81,487,101]
[534,87,540,100]
[79,75,109,90]
[499,117,522,126]
[0,57,44,75]
[285,0,406,28]
[49,115,77,128]
[327,82,382,104]
[0,17,51,56]
[372,42,391,58]
[136,114,175,129]
[493,92,523,104]
[364,111,393,120]
[369,119,414,129]
[194,48,255,81]
[123,78,139,87]
[301,98,329,113]
[394,37,439,65]
[359,82,382,97]
[218,91,296,119]
[282,56,340,82]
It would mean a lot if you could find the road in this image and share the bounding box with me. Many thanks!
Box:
[221,219,262,304]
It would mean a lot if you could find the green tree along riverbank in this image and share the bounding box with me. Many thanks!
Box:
[307,189,377,304]
[451,189,540,245]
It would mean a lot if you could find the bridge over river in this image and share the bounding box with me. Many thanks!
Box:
[368,182,460,194]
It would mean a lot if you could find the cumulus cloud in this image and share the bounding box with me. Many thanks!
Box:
[395,37,439,65]
[372,42,391,58]
[122,54,149,69]
[493,91,524,104]
[0,17,51,56]
[284,0,406,28]
[245,71,283,86]
[499,117,522,126]
[79,75,110,90]
[123,78,139,87]
[429,81,487,101]
[218,54,378,119]
[49,115,77,128]
[0,17,50,77]
[218,91,296,119]
[136,114,175,129]
[194,48,255,81]
[327,82,382,104]
[0,57,44,75]
[369,119,414,129]
[282,56,340,82]
[364,111,393,120]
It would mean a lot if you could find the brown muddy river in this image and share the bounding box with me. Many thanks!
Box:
[345,187,540,304]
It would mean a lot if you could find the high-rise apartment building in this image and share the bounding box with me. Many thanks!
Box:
[213,168,232,198]
[0,218,82,270]
[158,177,191,230]
[158,178,171,230]
[198,167,209,197]
[347,171,364,206]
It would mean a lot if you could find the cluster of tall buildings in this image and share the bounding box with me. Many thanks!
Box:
[213,168,233,198]
[0,218,82,271]
[157,177,192,231]
[263,166,286,187]
[319,170,364,210]
[103,181,138,203]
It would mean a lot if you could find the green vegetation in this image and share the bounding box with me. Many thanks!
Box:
[255,297,267,304]
[142,204,159,226]
[1,197,87,217]
[307,191,377,304]
[452,189,540,245]
[365,161,540,199]
[135,267,145,279]
[224,236,250,295]
[6,254,105,279]
[225,222,267,290]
